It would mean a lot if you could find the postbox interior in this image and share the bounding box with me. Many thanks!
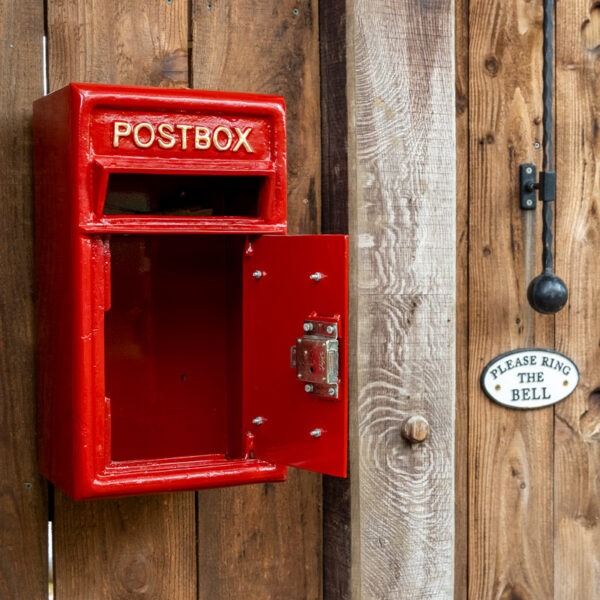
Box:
[104,173,264,217]
[105,234,247,463]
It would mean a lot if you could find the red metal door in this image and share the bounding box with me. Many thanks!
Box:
[243,234,348,477]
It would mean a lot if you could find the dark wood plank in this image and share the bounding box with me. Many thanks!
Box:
[319,1,351,598]
[320,0,348,236]
[468,1,554,597]
[191,2,322,598]
[0,1,48,598]
[46,2,196,599]
[555,2,600,597]
[347,1,456,596]
[455,0,469,596]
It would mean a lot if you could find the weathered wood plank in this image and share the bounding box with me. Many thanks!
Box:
[555,2,600,598]
[468,1,554,598]
[455,0,469,595]
[347,1,456,597]
[47,2,196,598]
[191,2,323,598]
[0,2,48,598]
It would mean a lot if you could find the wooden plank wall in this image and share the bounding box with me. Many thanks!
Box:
[1,1,324,598]
[458,0,600,598]
[191,3,322,598]
[555,2,600,598]
[0,1,48,598]
[347,1,456,598]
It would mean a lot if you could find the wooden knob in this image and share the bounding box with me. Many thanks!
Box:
[401,416,430,443]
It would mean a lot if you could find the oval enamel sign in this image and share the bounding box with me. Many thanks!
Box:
[481,348,579,409]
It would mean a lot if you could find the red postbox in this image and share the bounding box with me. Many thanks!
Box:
[33,83,348,499]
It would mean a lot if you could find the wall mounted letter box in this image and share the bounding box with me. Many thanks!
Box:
[34,84,348,499]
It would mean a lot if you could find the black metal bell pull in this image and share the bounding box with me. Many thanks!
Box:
[520,0,568,314]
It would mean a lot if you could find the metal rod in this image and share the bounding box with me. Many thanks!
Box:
[541,0,554,273]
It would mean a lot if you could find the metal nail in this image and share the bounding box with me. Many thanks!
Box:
[310,428,322,438]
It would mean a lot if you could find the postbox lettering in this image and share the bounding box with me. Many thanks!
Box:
[113,121,132,148]
[194,126,211,150]
[111,121,255,153]
[233,127,253,152]
[213,126,232,151]
[133,122,155,148]
[176,124,193,150]
[157,123,176,149]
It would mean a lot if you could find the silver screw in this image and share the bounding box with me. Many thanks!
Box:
[526,167,533,174]
[310,272,323,281]
[297,373,303,379]
[534,142,541,149]
[310,428,322,438]
[326,325,335,334]
[253,270,263,279]
[328,387,336,396]
[303,322,313,332]
[252,416,264,426]
[305,384,314,393]
[526,199,533,206]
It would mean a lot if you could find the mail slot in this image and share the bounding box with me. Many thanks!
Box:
[33,83,348,499]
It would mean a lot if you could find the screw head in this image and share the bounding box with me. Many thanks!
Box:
[534,142,541,149]
[310,428,322,438]
[526,167,533,174]
[303,322,313,332]
[401,416,430,443]
[309,272,323,281]
[328,387,336,396]
[252,270,263,279]
[326,325,335,334]
[526,199,533,206]
[304,384,314,393]
[252,416,264,426]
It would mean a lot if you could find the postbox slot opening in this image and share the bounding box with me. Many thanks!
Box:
[105,234,246,463]
[104,173,264,217]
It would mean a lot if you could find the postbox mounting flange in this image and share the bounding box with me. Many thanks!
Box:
[291,317,339,399]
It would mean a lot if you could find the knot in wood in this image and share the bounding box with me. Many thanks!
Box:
[401,415,430,443]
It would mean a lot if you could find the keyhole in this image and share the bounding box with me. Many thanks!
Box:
[582,3,600,51]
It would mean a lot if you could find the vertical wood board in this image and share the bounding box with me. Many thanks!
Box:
[0,1,48,598]
[555,2,600,598]
[454,0,469,595]
[347,1,456,597]
[191,2,323,598]
[467,1,554,598]
[47,2,197,598]
[320,1,351,598]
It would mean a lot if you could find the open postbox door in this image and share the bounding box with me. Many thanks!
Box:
[243,235,348,477]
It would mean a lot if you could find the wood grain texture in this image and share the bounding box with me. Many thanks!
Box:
[468,1,555,598]
[555,2,600,597]
[192,0,320,235]
[0,1,48,598]
[347,1,456,597]
[191,2,322,598]
[47,2,196,598]
[454,0,469,596]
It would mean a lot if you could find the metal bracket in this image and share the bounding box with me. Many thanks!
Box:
[290,317,339,399]
[520,163,537,210]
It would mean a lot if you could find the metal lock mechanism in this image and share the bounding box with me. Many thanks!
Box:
[291,317,340,398]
